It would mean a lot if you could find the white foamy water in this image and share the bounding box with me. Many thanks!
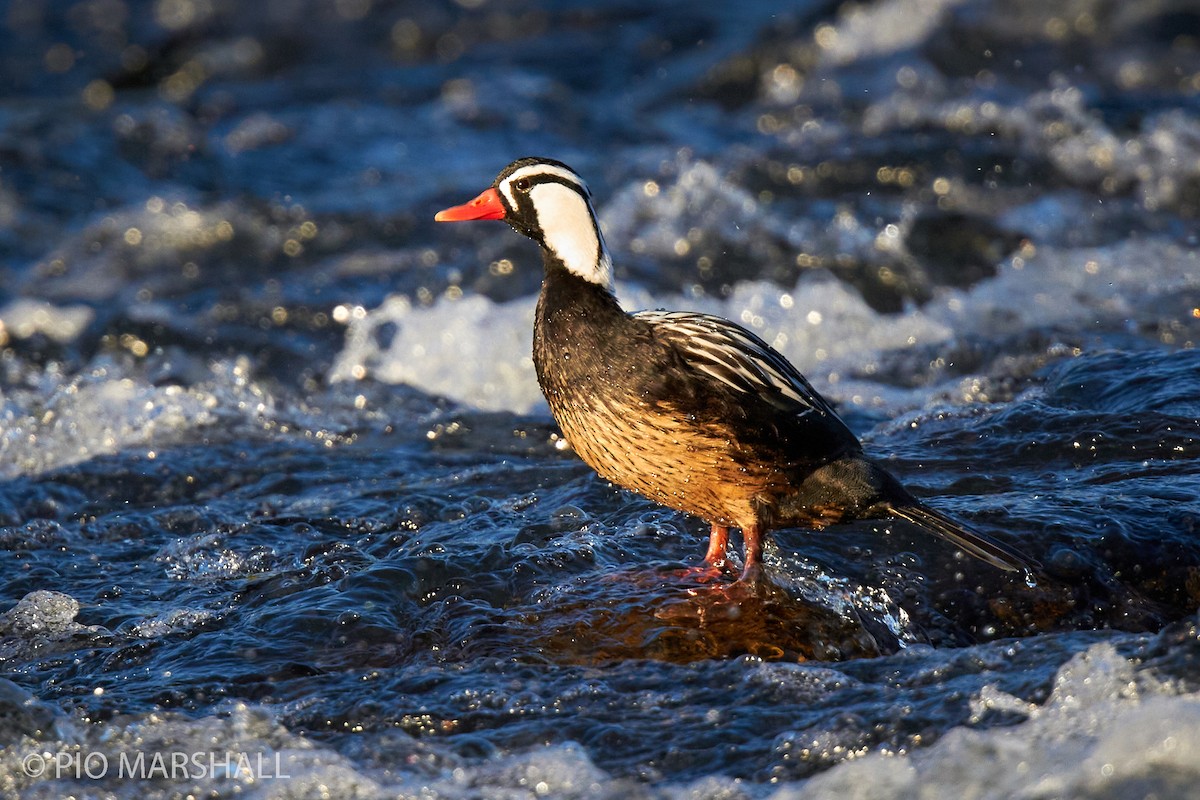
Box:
[4,0,1200,797]
[786,642,1196,800]
[331,293,541,413]
[6,634,1198,799]
[0,355,275,479]
[332,235,1199,415]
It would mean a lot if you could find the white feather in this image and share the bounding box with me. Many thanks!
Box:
[526,181,613,289]
[505,162,586,191]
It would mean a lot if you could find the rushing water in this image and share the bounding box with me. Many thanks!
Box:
[2,0,1200,797]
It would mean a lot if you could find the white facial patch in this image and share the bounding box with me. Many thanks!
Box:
[527,181,613,289]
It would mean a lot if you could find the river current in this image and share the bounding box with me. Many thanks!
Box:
[2,0,1200,797]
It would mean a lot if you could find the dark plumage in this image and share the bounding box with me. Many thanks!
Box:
[436,157,1038,582]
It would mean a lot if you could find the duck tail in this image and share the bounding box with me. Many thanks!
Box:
[889,502,1040,577]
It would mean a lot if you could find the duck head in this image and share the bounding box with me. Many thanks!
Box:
[436,157,613,290]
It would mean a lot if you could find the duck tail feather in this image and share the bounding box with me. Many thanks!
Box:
[889,503,1040,577]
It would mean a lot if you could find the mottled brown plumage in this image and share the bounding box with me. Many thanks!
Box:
[536,279,770,527]
[437,157,1038,582]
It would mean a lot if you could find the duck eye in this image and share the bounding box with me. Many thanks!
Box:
[514,178,532,192]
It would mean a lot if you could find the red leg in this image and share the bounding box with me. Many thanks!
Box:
[738,524,764,582]
[704,524,729,565]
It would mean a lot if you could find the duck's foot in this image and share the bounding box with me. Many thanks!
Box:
[736,523,764,584]
[684,566,775,604]
[704,524,730,565]
[665,562,729,584]
[736,560,764,585]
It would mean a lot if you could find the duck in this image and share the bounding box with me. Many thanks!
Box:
[436,157,1038,583]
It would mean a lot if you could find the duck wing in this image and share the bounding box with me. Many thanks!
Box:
[633,309,860,455]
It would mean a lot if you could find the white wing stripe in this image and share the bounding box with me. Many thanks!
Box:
[692,362,748,394]
[634,309,823,412]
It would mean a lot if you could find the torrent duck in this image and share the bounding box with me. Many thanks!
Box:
[436,157,1037,582]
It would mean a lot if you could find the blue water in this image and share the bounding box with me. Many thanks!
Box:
[2,1,1200,797]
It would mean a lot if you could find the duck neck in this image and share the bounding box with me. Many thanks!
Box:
[537,250,628,362]
[534,201,614,291]
[534,253,627,406]
[538,249,623,321]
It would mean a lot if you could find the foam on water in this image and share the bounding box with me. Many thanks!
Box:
[331,293,541,413]
[815,0,968,68]
[0,591,108,665]
[788,643,1200,800]
[4,0,1200,797]
[0,356,275,479]
[0,300,93,345]
[7,636,1200,799]
[332,231,1199,415]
